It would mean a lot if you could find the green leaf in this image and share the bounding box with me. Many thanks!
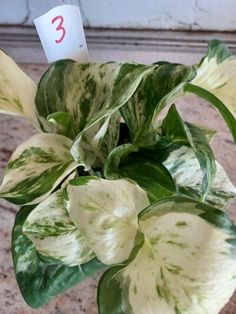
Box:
[121,157,176,202]
[105,143,176,202]
[0,50,39,127]
[104,143,138,179]
[161,104,191,145]
[202,39,232,63]
[162,145,236,208]
[12,205,106,308]
[120,63,192,141]
[47,111,79,139]
[0,133,78,205]
[161,104,216,199]
[66,177,149,265]
[98,196,236,314]
[23,190,94,266]
[98,266,126,314]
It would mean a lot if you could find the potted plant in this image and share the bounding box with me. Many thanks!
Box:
[0,39,236,313]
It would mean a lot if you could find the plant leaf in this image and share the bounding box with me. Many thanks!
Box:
[12,205,106,308]
[184,83,236,142]
[0,133,78,205]
[47,111,79,139]
[36,61,120,130]
[120,63,192,141]
[36,60,123,165]
[23,190,94,266]
[0,50,38,127]
[70,63,157,166]
[162,145,236,208]
[152,40,236,142]
[161,104,216,199]
[66,177,149,265]
[98,196,236,314]
[105,143,176,202]
[104,143,138,179]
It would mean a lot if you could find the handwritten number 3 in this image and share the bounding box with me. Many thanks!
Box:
[51,15,66,44]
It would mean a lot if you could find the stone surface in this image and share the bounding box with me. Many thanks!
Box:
[0,63,235,313]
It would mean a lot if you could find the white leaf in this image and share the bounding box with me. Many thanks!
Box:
[0,50,38,127]
[67,178,149,265]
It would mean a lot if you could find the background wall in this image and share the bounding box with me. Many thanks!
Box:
[1,0,236,31]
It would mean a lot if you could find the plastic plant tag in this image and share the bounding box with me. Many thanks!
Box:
[34,5,89,63]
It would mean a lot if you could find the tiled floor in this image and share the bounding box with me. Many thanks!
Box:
[0,61,236,313]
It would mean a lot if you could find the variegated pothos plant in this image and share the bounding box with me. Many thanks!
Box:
[0,40,236,314]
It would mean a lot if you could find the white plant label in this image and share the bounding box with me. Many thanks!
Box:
[34,5,89,63]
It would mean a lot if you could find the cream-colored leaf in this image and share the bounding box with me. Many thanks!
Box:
[67,178,149,265]
[0,50,38,127]
[101,198,236,314]
[192,56,236,119]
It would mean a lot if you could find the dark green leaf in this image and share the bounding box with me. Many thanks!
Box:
[121,156,176,202]
[105,144,176,202]
[98,266,125,314]
[161,104,216,199]
[47,111,79,139]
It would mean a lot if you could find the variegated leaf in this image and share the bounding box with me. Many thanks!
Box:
[190,39,236,120]
[70,63,157,165]
[98,197,236,314]
[152,40,236,142]
[105,143,176,202]
[75,112,121,169]
[161,104,216,199]
[0,50,38,127]
[120,63,192,141]
[36,60,123,166]
[66,177,149,265]
[0,133,78,205]
[163,145,236,208]
[12,205,105,308]
[23,190,94,266]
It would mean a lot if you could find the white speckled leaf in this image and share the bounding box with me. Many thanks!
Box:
[0,50,38,127]
[163,145,236,208]
[0,133,78,205]
[36,61,122,166]
[70,63,157,166]
[67,177,149,265]
[98,197,236,314]
[191,41,236,120]
[152,40,236,142]
[23,190,94,266]
[120,63,192,141]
